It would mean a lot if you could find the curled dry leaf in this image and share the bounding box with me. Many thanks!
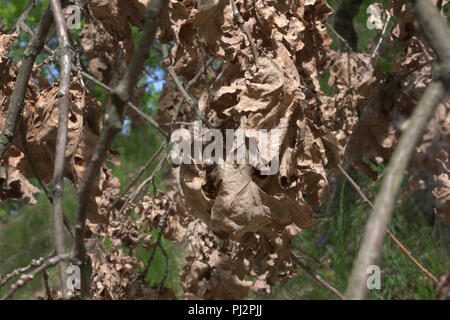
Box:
[135,192,187,242]
[180,219,253,300]
[0,166,40,204]
[80,0,149,83]
[155,0,335,297]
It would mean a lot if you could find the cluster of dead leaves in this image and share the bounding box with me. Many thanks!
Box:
[153,0,337,298]
[0,29,122,223]
[180,218,276,299]
[323,1,449,225]
[155,0,450,299]
[87,188,183,299]
[79,0,151,123]
[387,0,450,226]
[0,32,40,204]
[90,248,174,300]
[79,0,150,84]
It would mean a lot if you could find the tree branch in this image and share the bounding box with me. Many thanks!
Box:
[345,82,445,299]
[1,253,71,300]
[0,6,54,158]
[73,0,168,298]
[13,0,37,34]
[49,0,73,288]
[291,253,345,300]
[0,251,55,289]
[338,164,438,284]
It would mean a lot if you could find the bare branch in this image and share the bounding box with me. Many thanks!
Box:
[1,253,71,300]
[291,253,345,300]
[49,0,73,287]
[345,81,445,299]
[338,164,438,284]
[0,251,55,289]
[370,13,391,62]
[345,0,450,300]
[74,0,168,298]
[0,6,54,158]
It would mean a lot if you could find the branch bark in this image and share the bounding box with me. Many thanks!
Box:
[1,253,71,300]
[0,6,54,158]
[73,0,168,298]
[49,0,73,290]
[13,0,37,34]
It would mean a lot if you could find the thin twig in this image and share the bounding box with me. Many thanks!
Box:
[171,57,214,123]
[230,0,258,64]
[140,189,181,281]
[117,150,171,217]
[355,13,392,87]
[13,0,37,34]
[108,140,168,213]
[79,71,168,137]
[0,250,55,289]
[326,22,352,52]
[161,45,212,128]
[337,164,438,284]
[370,13,391,61]
[1,253,71,300]
[291,253,345,300]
